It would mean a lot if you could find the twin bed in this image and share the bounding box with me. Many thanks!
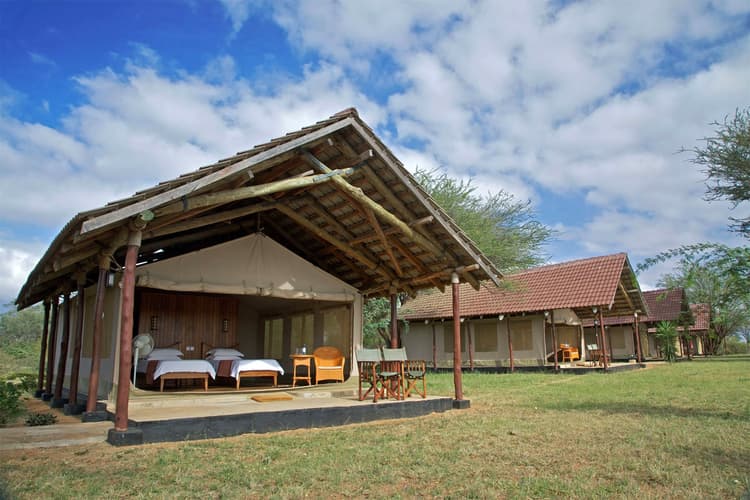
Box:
[137,342,284,392]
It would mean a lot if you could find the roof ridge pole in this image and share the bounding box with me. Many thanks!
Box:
[598,307,609,370]
[65,274,87,414]
[84,255,109,419]
[43,297,59,400]
[52,290,71,408]
[451,272,466,406]
[34,300,51,398]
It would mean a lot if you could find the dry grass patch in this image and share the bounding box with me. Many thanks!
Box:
[1,358,749,498]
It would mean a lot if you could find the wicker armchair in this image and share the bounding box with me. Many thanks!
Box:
[313,346,345,384]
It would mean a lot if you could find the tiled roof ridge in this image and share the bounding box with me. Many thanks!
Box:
[508,252,626,277]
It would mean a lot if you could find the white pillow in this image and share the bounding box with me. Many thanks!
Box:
[208,355,243,361]
[148,348,184,360]
[207,348,244,358]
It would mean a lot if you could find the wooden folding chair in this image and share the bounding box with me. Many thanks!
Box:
[403,359,427,398]
[380,348,407,400]
[356,348,382,402]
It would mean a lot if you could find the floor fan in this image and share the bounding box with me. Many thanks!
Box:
[132,333,154,387]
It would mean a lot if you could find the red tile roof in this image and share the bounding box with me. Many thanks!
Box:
[400,253,645,320]
[583,287,693,328]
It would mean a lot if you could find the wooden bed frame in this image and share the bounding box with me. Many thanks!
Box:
[160,372,209,392]
[201,342,279,389]
[234,370,278,389]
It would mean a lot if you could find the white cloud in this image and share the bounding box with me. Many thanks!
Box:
[0,241,45,307]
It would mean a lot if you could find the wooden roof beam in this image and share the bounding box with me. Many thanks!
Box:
[364,207,403,277]
[145,202,276,239]
[302,150,445,258]
[154,166,360,218]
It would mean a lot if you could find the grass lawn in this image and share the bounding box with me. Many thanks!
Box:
[1,358,749,498]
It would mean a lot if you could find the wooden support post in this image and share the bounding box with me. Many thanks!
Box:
[506,316,514,373]
[467,320,474,371]
[551,310,558,372]
[114,229,142,432]
[52,291,71,406]
[451,272,463,401]
[66,277,86,411]
[85,259,108,414]
[390,293,399,348]
[44,298,59,398]
[634,313,642,363]
[431,322,437,370]
[598,308,609,370]
[35,300,51,397]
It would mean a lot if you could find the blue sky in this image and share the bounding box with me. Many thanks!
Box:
[1,0,749,306]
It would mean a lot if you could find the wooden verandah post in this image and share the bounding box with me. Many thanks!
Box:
[109,212,152,445]
[551,310,559,372]
[65,275,86,413]
[505,315,514,373]
[35,300,51,398]
[43,297,59,400]
[634,312,642,363]
[52,290,71,407]
[451,272,465,404]
[598,307,609,370]
[84,256,109,418]
[390,292,398,348]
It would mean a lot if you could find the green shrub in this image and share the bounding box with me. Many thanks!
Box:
[656,321,678,362]
[0,382,23,426]
[25,412,57,426]
[4,372,37,393]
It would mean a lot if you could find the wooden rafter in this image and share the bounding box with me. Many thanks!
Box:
[364,207,403,277]
[302,150,444,258]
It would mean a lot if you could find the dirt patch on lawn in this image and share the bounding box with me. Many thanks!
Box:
[4,396,83,427]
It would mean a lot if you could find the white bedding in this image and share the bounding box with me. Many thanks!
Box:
[230,359,284,379]
[153,359,217,380]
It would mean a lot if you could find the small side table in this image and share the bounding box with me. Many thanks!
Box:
[290,354,313,387]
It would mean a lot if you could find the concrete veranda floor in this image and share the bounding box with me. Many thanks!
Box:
[0,378,448,449]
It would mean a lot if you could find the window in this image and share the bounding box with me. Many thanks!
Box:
[474,322,498,352]
[510,319,533,351]
[444,322,466,353]
[263,318,283,359]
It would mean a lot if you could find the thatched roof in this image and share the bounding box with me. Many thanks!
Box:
[17,108,501,308]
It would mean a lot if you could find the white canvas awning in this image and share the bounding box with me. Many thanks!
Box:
[135,233,358,302]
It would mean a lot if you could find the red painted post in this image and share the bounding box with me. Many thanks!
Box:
[467,320,474,371]
[44,298,59,397]
[431,322,437,370]
[36,300,51,396]
[551,310,558,372]
[598,308,609,370]
[86,264,108,413]
[114,231,141,431]
[389,293,398,348]
[634,312,642,363]
[506,315,514,373]
[451,273,463,400]
[53,291,71,404]
[68,278,86,407]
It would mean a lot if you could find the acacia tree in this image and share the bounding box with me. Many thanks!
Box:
[638,244,750,355]
[687,107,750,236]
[364,168,554,347]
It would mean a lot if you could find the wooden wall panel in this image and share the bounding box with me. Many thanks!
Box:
[137,290,238,359]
